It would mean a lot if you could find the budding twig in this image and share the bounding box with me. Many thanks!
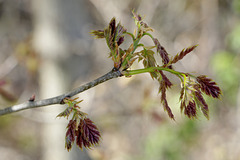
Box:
[0,69,122,116]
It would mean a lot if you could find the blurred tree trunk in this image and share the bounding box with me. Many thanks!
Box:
[32,0,92,159]
[32,0,70,160]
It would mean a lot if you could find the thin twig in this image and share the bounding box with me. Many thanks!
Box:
[0,69,122,116]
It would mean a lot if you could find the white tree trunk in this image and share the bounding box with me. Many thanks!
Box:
[32,0,69,160]
[32,0,92,159]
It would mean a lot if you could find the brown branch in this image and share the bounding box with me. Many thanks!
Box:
[0,69,122,116]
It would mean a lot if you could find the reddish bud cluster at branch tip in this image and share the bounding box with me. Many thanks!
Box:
[57,98,101,151]
[178,74,222,120]
[65,118,101,151]
[90,11,221,121]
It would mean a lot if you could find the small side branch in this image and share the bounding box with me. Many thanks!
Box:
[0,69,122,116]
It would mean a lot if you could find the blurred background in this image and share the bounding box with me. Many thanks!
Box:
[0,0,240,160]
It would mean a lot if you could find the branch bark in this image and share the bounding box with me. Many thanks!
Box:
[0,69,122,116]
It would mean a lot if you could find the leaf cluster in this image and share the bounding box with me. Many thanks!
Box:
[57,97,101,151]
[179,75,221,119]
[91,11,222,120]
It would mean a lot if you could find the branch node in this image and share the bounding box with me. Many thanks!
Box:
[60,96,71,104]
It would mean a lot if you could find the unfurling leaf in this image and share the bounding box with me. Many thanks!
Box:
[64,117,101,151]
[57,98,83,119]
[153,38,170,65]
[66,120,77,141]
[58,97,101,151]
[104,17,126,51]
[132,11,142,21]
[65,135,73,151]
[101,17,128,70]
[159,71,172,89]
[194,86,209,119]
[132,11,153,32]
[159,80,175,120]
[117,36,124,46]
[140,49,158,78]
[75,130,84,150]
[184,101,197,119]
[141,49,156,67]
[76,118,101,150]
[90,30,104,39]
[65,120,77,151]
[162,98,175,120]
[180,100,186,113]
[109,17,116,34]
[179,76,210,119]
[171,45,198,64]
[56,106,73,119]
[179,86,185,102]
[196,75,221,98]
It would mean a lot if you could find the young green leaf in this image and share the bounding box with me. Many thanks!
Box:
[56,106,73,119]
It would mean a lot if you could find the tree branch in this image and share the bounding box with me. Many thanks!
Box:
[0,69,122,116]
